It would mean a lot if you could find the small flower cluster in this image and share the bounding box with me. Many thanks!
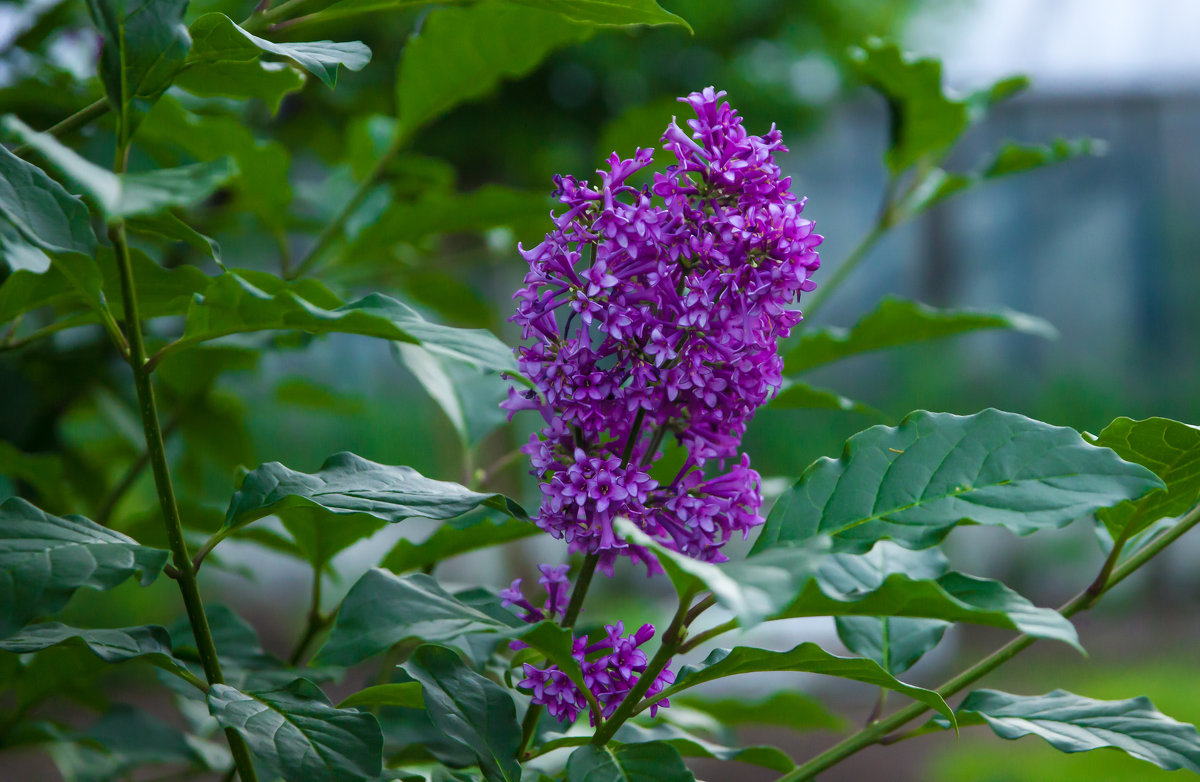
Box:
[506,87,822,571]
[504,569,675,724]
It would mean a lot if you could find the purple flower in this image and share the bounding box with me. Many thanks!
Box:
[517,622,675,725]
[505,87,821,572]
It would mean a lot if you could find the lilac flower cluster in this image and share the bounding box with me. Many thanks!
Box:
[504,574,674,724]
[506,87,822,571]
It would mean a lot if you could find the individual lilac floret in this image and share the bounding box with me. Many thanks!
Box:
[506,87,822,572]
[517,622,674,725]
[500,564,572,624]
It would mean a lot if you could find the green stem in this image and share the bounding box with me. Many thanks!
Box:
[801,224,885,321]
[676,617,736,655]
[777,501,1200,782]
[109,216,259,782]
[12,99,109,156]
[288,567,327,665]
[288,135,405,279]
[240,0,330,32]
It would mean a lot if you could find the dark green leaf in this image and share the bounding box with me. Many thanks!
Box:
[0,497,169,639]
[175,59,306,113]
[620,520,1079,649]
[188,13,370,88]
[614,722,793,771]
[169,604,300,689]
[753,409,1163,554]
[404,644,522,782]
[566,741,695,782]
[160,271,520,373]
[934,689,1200,772]
[658,643,954,723]
[315,570,516,666]
[2,116,235,220]
[280,508,385,573]
[0,254,101,326]
[848,38,967,173]
[313,0,689,30]
[381,513,541,574]
[770,380,884,419]
[0,220,51,272]
[207,678,384,782]
[0,144,95,258]
[1087,417,1200,540]
[783,297,1056,375]
[85,0,190,135]
[833,545,950,674]
[396,4,593,138]
[0,622,186,675]
[394,343,511,446]
[675,691,845,733]
[338,682,424,710]
[224,452,528,541]
[126,211,222,263]
[0,442,65,503]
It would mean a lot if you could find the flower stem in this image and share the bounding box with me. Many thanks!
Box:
[109,206,259,782]
[776,501,1200,782]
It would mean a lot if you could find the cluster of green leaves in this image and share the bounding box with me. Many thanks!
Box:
[1,2,1199,782]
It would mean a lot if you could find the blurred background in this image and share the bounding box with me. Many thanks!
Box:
[2,0,1199,779]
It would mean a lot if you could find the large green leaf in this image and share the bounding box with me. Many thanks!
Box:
[175,59,305,113]
[770,380,884,418]
[753,409,1163,554]
[223,452,528,543]
[934,689,1200,772]
[188,13,370,88]
[168,604,301,689]
[312,0,689,29]
[0,220,50,272]
[675,691,845,733]
[157,271,520,372]
[85,0,190,136]
[656,643,954,723]
[394,343,511,447]
[396,4,593,138]
[848,38,967,173]
[566,741,694,782]
[0,254,102,326]
[337,682,424,710]
[1,116,235,220]
[404,644,522,782]
[833,544,951,675]
[381,513,541,574]
[0,497,169,639]
[0,144,95,259]
[619,520,1078,648]
[613,722,793,771]
[783,297,1056,375]
[207,678,383,782]
[315,570,515,666]
[1087,417,1200,540]
[0,622,186,675]
[0,442,64,504]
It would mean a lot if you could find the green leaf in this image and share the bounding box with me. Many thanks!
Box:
[1086,417,1200,540]
[0,221,51,273]
[675,691,846,733]
[566,741,695,782]
[396,4,594,138]
[0,497,169,639]
[1,116,236,220]
[394,343,511,447]
[659,643,954,724]
[168,604,300,689]
[404,644,522,782]
[0,622,185,674]
[126,211,222,263]
[613,722,793,771]
[224,452,528,541]
[175,59,306,113]
[934,689,1200,772]
[833,545,950,675]
[848,38,967,173]
[783,297,1056,375]
[337,682,424,710]
[0,144,95,258]
[160,271,520,372]
[770,380,884,419]
[85,0,191,136]
[619,520,1079,648]
[207,678,384,782]
[0,442,65,503]
[381,513,541,574]
[188,13,370,88]
[315,570,516,666]
[982,138,1103,179]
[753,409,1164,554]
[314,0,689,30]
[279,507,387,574]
[0,254,102,326]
